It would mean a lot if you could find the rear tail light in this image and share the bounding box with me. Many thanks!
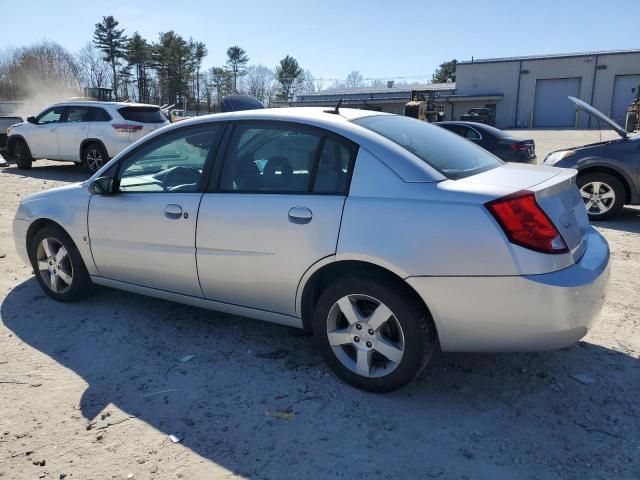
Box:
[510,143,529,151]
[486,190,568,254]
[112,124,143,133]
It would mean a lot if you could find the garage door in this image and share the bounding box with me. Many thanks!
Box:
[611,74,640,126]
[533,78,582,127]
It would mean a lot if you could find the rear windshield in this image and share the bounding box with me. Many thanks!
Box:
[118,106,165,124]
[353,115,503,180]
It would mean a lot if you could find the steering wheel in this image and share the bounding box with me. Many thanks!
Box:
[157,166,201,191]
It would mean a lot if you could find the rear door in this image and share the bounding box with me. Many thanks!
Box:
[88,123,224,296]
[56,105,89,161]
[196,121,358,316]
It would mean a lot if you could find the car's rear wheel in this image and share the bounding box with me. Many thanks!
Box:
[312,276,434,392]
[577,172,625,220]
[12,140,32,170]
[83,143,108,173]
[30,226,93,301]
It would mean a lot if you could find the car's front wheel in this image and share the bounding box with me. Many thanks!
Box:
[30,226,93,301]
[312,276,435,392]
[577,172,625,220]
[12,140,33,170]
[83,143,108,173]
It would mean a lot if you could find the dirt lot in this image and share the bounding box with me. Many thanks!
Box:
[0,130,638,480]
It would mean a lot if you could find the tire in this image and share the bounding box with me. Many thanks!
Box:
[577,172,625,221]
[83,142,108,173]
[29,225,93,302]
[312,276,435,392]
[12,140,33,170]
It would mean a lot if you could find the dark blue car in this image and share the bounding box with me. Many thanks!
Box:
[544,97,640,220]
[436,121,536,163]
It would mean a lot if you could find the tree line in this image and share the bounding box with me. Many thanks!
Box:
[0,14,458,111]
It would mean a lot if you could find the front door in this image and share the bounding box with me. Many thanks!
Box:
[88,123,224,297]
[56,105,89,161]
[197,122,358,316]
[29,106,66,159]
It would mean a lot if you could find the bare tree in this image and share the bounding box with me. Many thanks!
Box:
[345,70,364,88]
[77,43,111,89]
[244,65,275,105]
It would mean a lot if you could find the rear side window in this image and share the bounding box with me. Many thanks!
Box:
[220,123,322,193]
[89,107,112,122]
[353,115,502,180]
[66,106,89,122]
[313,137,357,194]
[118,106,165,124]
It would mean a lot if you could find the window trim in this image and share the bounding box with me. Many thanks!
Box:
[207,119,359,196]
[109,121,228,195]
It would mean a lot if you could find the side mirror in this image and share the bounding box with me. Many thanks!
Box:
[88,176,115,194]
[27,116,37,124]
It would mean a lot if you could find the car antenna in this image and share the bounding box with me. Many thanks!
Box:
[325,98,343,115]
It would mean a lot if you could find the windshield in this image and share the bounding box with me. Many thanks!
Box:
[353,115,503,180]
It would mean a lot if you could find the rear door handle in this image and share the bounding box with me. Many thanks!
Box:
[288,206,312,224]
[164,204,183,219]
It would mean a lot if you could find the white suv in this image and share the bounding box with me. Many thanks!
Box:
[6,101,169,172]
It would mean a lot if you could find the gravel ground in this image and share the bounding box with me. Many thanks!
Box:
[0,130,638,480]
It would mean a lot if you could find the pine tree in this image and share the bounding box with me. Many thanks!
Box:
[275,55,303,101]
[93,16,128,99]
[225,46,249,93]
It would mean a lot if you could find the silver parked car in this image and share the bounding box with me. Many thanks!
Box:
[13,107,610,392]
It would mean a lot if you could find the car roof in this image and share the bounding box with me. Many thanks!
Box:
[52,101,159,108]
[179,107,388,124]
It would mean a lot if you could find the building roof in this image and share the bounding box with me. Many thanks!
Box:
[295,82,455,103]
[458,49,640,65]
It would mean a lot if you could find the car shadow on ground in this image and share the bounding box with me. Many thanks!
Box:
[2,279,639,478]
[1,164,89,182]
[595,207,640,234]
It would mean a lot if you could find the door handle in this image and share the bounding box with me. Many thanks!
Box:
[49,128,56,132]
[288,206,312,224]
[164,204,183,219]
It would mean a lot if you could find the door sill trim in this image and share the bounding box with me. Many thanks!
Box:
[90,276,304,329]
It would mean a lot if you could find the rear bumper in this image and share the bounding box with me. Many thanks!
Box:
[407,227,610,352]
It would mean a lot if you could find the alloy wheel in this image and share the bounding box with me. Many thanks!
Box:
[580,181,615,215]
[36,237,73,294]
[86,148,104,172]
[326,294,405,378]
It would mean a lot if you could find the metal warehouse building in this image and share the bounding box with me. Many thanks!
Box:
[453,49,640,128]
[276,82,456,115]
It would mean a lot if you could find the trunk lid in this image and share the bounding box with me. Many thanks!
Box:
[460,163,589,257]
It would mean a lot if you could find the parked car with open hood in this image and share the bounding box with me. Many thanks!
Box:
[13,107,609,392]
[544,96,640,220]
[6,101,169,172]
[436,121,536,163]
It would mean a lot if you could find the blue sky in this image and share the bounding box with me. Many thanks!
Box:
[2,0,637,84]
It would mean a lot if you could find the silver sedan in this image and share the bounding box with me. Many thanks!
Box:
[13,107,610,392]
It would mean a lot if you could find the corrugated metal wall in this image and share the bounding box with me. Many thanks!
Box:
[456,52,640,129]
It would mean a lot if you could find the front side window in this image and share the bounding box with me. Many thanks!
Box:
[353,115,502,180]
[117,124,223,193]
[220,123,323,193]
[37,107,65,124]
[66,106,90,123]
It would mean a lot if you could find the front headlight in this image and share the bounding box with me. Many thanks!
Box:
[544,150,575,166]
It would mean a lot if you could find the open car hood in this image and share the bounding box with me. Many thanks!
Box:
[569,96,627,139]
